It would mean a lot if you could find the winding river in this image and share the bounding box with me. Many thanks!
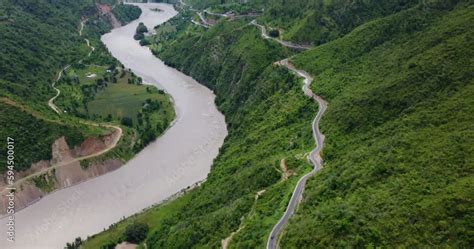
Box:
[0,3,227,248]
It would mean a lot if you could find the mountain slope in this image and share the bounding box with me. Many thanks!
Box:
[282,1,474,247]
[0,0,104,171]
[84,0,473,248]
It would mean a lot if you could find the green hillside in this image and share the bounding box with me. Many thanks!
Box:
[282,1,474,247]
[84,14,318,249]
[0,0,173,180]
[85,0,473,248]
[260,0,420,45]
[0,0,105,171]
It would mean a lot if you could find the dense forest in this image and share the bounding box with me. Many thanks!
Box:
[84,0,473,247]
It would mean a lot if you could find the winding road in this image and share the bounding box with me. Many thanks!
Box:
[251,17,327,249]
[38,19,123,195]
[179,0,209,28]
[48,19,93,115]
[267,59,326,249]
[251,20,312,50]
[177,4,325,247]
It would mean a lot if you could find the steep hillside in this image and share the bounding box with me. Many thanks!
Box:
[85,0,473,248]
[0,0,94,99]
[260,0,420,45]
[181,0,421,45]
[282,1,474,247]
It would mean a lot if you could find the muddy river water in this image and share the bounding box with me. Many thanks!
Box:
[0,3,227,248]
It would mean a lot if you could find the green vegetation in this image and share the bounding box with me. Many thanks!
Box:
[259,0,421,45]
[134,22,148,40]
[0,0,106,172]
[0,0,92,100]
[31,171,57,193]
[0,0,173,178]
[85,80,174,151]
[84,10,317,249]
[0,101,100,173]
[56,60,174,154]
[282,1,474,247]
[112,3,142,25]
[207,2,262,15]
[184,0,251,10]
[124,222,149,243]
[86,0,473,247]
[65,237,83,249]
[268,29,279,38]
[83,191,193,249]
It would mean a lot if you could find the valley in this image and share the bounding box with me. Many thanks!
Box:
[0,0,472,248]
[0,1,226,248]
[84,0,473,248]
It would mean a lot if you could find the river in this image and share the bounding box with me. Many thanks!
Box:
[0,3,227,248]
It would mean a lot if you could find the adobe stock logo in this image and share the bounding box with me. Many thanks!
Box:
[5,137,16,242]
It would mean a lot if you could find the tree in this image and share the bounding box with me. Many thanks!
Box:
[124,222,149,243]
[64,237,82,249]
[136,22,148,33]
[134,32,145,40]
[121,117,133,127]
[269,29,279,38]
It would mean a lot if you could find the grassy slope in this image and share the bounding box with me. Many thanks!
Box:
[85,0,473,248]
[282,1,474,247]
[87,81,171,124]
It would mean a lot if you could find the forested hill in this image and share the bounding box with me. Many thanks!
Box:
[0,0,144,172]
[0,0,94,100]
[260,0,421,45]
[0,0,141,103]
[177,0,423,45]
[84,0,473,248]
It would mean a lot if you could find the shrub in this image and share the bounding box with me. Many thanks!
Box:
[123,223,148,244]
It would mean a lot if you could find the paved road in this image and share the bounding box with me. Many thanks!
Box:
[179,0,210,28]
[252,21,326,249]
[180,7,321,247]
[267,59,326,249]
[178,7,323,248]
